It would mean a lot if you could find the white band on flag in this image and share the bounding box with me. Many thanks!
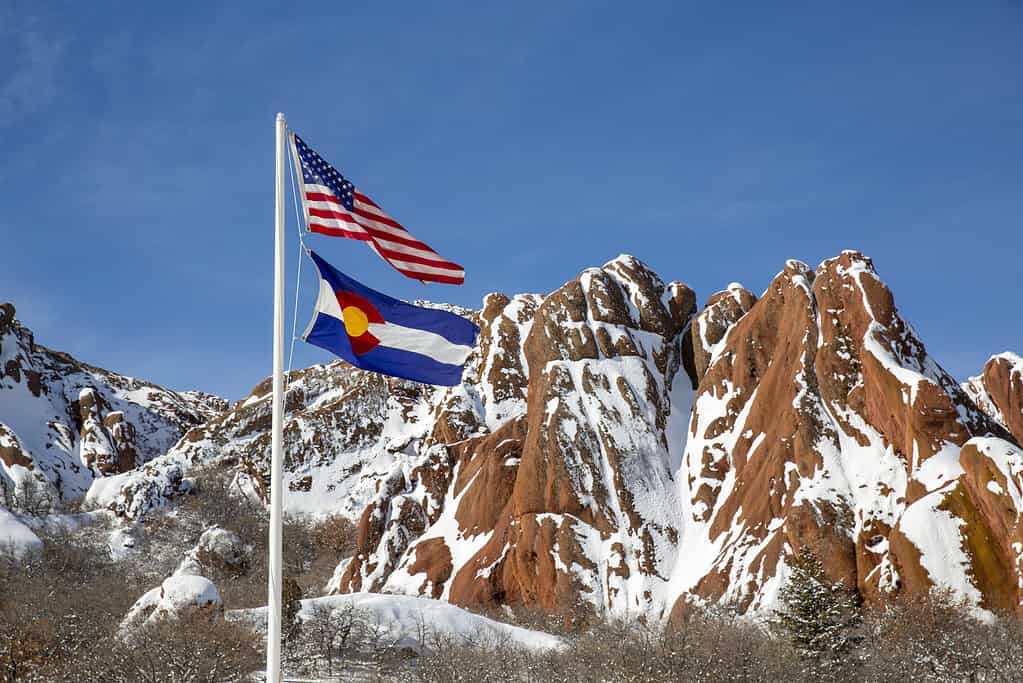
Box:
[368,322,473,366]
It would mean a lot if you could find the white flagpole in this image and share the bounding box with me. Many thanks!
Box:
[267,111,287,682]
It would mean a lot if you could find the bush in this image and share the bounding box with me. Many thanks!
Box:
[286,601,370,679]
[396,606,803,683]
[45,612,262,682]
[309,513,358,559]
[859,591,1023,681]
[0,476,55,517]
[0,525,148,682]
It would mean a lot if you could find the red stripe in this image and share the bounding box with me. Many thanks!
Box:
[353,219,437,252]
[351,204,404,231]
[374,246,463,271]
[354,192,378,208]
[396,268,464,285]
[309,207,359,224]
[309,224,371,241]
[305,191,343,205]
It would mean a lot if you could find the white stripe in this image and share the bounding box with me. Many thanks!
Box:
[353,196,391,220]
[302,182,343,199]
[309,215,368,235]
[306,199,358,214]
[368,322,472,366]
[381,253,465,277]
[352,212,419,242]
[314,278,344,319]
[372,235,450,262]
[302,278,342,339]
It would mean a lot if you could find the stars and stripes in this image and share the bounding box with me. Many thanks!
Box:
[290,134,465,285]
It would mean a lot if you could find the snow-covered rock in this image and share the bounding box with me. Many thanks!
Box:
[963,352,1023,445]
[339,254,698,617]
[84,452,193,518]
[668,252,1017,616]
[173,526,248,577]
[122,575,222,630]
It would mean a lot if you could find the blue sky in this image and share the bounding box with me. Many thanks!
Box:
[1,1,1020,400]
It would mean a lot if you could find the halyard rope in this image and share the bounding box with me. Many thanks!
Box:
[285,131,306,392]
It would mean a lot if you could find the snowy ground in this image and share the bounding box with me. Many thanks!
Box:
[231,593,563,681]
[230,592,563,653]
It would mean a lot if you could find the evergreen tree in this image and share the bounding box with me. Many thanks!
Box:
[772,548,861,664]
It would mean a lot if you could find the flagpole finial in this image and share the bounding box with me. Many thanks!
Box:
[276,111,286,125]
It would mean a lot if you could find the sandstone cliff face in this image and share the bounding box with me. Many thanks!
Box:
[670,252,1017,615]
[964,352,1023,446]
[690,283,757,384]
[331,251,1023,618]
[338,256,697,615]
[0,303,225,505]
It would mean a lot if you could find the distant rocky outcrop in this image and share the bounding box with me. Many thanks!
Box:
[964,352,1023,446]
[0,303,226,506]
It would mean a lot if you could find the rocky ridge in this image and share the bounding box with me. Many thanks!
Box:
[11,250,1023,619]
[0,303,225,507]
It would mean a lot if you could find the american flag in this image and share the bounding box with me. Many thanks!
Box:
[291,134,465,285]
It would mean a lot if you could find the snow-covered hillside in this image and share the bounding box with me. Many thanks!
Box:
[7,250,1023,621]
[0,303,225,508]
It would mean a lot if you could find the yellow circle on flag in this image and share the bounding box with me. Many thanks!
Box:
[342,306,370,337]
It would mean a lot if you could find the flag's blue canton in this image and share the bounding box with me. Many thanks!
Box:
[294,134,355,211]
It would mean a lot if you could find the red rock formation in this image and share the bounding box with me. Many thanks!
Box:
[671,251,1012,616]
[339,256,697,616]
[964,353,1023,446]
[327,251,1023,619]
[54,250,1022,620]
[690,283,757,383]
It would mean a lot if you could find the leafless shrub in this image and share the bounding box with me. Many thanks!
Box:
[309,513,358,559]
[0,526,147,682]
[0,476,54,517]
[45,611,261,682]
[179,466,266,539]
[400,605,805,683]
[477,597,600,636]
[858,591,1023,682]
[290,601,368,678]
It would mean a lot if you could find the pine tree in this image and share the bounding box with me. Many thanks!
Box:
[772,548,861,664]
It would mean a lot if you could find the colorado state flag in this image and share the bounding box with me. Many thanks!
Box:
[302,251,478,386]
